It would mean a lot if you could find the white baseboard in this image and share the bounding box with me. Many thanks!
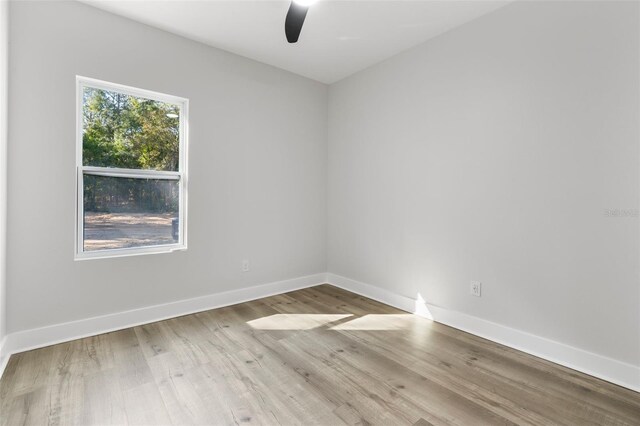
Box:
[0,335,8,380]
[326,273,640,393]
[2,271,638,393]
[0,273,328,378]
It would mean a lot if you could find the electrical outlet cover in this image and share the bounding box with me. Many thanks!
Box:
[471,281,481,297]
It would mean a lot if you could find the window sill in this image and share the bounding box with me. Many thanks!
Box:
[74,243,187,261]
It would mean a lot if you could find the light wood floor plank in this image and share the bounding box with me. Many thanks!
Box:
[1,284,638,426]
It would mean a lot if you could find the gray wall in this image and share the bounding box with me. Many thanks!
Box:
[0,0,8,347]
[7,1,327,332]
[328,1,639,365]
[6,0,639,372]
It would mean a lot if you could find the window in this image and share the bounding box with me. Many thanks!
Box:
[76,77,188,259]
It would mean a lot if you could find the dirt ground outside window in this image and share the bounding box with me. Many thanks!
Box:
[83,212,178,251]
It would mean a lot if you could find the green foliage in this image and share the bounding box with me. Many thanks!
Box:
[82,87,181,213]
[82,87,179,171]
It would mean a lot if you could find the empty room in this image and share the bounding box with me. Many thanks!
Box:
[0,0,638,424]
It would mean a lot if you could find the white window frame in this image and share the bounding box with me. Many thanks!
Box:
[75,76,189,260]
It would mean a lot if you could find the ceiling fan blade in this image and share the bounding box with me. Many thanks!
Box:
[285,1,309,43]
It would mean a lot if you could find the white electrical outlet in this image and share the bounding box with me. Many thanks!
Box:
[242,259,250,272]
[470,281,482,297]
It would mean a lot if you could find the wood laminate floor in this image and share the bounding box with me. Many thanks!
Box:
[1,284,639,425]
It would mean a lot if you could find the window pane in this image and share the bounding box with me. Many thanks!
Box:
[82,87,180,171]
[83,174,180,251]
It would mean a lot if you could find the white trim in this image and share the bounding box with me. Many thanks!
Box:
[0,336,8,380]
[2,272,637,393]
[0,273,328,379]
[82,166,181,180]
[75,242,187,261]
[75,79,83,258]
[75,76,189,261]
[180,96,189,250]
[326,273,640,393]
[76,76,188,106]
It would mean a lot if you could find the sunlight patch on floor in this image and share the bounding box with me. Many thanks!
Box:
[247,314,352,330]
[330,314,418,331]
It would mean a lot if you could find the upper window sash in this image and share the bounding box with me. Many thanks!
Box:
[78,77,187,173]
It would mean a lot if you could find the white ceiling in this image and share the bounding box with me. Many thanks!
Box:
[82,0,510,84]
